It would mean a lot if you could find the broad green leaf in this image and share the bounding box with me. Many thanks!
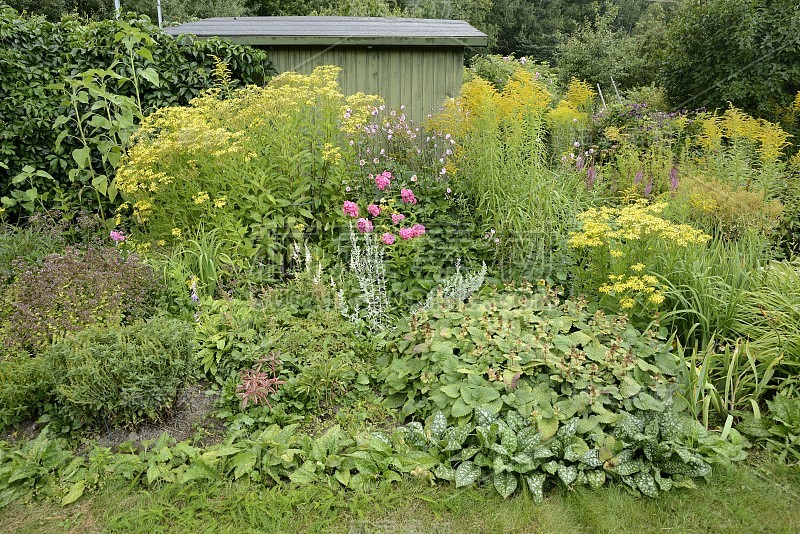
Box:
[455,461,481,487]
[61,480,85,506]
[493,471,518,498]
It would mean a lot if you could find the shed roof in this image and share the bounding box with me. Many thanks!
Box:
[164,17,489,47]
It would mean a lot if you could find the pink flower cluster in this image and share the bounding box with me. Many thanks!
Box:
[400,188,417,204]
[367,203,381,217]
[375,171,392,191]
[356,218,373,233]
[391,213,405,225]
[381,233,395,245]
[110,230,127,243]
[343,201,359,217]
[398,224,425,240]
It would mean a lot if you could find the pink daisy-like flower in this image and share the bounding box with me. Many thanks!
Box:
[342,201,359,217]
[367,204,380,217]
[391,213,405,225]
[381,233,395,245]
[400,188,417,204]
[356,218,373,233]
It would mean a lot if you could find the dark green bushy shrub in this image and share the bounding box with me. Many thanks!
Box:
[45,317,197,428]
[0,355,56,430]
[0,247,161,353]
[659,0,800,119]
[0,7,272,219]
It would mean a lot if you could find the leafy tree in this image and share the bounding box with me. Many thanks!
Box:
[659,0,800,118]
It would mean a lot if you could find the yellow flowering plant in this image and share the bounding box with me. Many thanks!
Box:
[115,65,374,281]
[569,200,710,317]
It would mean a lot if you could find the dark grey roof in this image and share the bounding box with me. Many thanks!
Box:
[164,17,489,47]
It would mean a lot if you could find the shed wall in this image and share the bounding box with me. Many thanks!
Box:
[263,46,464,123]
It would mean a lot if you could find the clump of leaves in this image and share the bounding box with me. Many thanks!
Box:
[236,352,286,410]
[737,394,800,465]
[400,406,745,500]
[379,283,678,429]
[0,247,161,354]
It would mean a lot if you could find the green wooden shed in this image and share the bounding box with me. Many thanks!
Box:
[164,17,488,122]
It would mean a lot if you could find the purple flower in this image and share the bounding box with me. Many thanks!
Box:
[669,166,679,191]
[644,178,653,197]
[586,166,597,189]
[634,169,644,185]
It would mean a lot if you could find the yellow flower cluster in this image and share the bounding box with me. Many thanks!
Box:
[322,142,342,164]
[695,107,791,163]
[599,273,665,308]
[193,191,210,204]
[563,79,596,111]
[569,201,711,249]
[435,72,552,135]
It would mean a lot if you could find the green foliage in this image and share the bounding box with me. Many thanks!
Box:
[400,406,745,500]
[0,223,64,284]
[659,0,800,119]
[0,7,272,220]
[197,294,374,428]
[738,394,800,465]
[0,247,160,354]
[44,317,197,428]
[0,356,56,430]
[555,5,652,91]
[379,284,679,424]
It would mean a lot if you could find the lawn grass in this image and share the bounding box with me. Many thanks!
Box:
[2,456,798,533]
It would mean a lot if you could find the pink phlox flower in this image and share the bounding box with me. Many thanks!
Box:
[381,232,396,245]
[411,224,426,237]
[375,171,391,190]
[367,204,381,217]
[400,188,417,204]
[109,230,127,243]
[398,227,415,240]
[356,218,373,233]
[342,201,359,217]
[391,213,406,225]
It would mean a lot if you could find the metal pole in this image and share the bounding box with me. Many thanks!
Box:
[157,0,163,27]
[114,0,120,18]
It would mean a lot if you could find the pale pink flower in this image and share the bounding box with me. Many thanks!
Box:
[411,224,426,237]
[381,233,395,245]
[391,213,405,225]
[367,204,380,217]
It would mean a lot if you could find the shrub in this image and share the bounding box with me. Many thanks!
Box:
[44,317,197,428]
[0,355,56,430]
[0,7,272,219]
[659,0,800,119]
[0,247,160,353]
[555,5,652,91]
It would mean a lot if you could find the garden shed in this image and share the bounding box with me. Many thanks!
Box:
[164,17,488,122]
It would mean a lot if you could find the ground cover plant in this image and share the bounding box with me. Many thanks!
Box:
[1,23,799,531]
